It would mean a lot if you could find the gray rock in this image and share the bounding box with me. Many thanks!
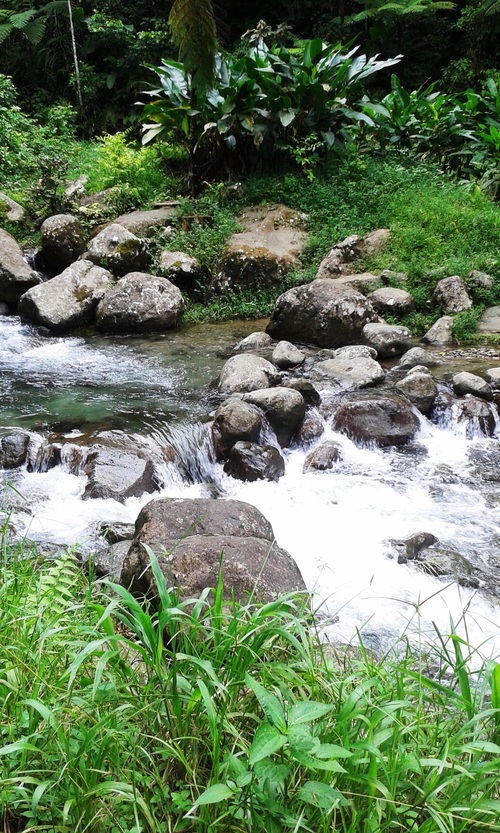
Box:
[233,331,273,353]
[330,272,382,292]
[91,540,132,582]
[395,367,438,415]
[95,272,184,334]
[224,441,285,482]
[398,347,438,368]
[266,279,379,348]
[422,316,455,346]
[303,441,342,473]
[242,387,306,447]
[454,396,497,437]
[0,431,30,468]
[314,354,385,390]
[113,206,179,237]
[452,371,493,401]
[334,345,378,360]
[83,441,158,502]
[387,531,438,563]
[433,275,472,314]
[485,367,500,387]
[367,286,414,316]
[0,191,28,222]
[40,214,87,271]
[282,379,321,406]
[315,230,390,279]
[218,353,279,394]
[293,414,325,446]
[0,228,38,303]
[98,522,136,544]
[158,250,202,291]
[85,223,149,276]
[413,546,475,582]
[272,340,305,369]
[19,259,112,333]
[211,398,262,459]
[468,269,493,290]
[362,323,412,358]
[120,497,306,604]
[478,307,500,334]
[331,392,420,447]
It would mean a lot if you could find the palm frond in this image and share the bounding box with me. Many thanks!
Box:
[169,0,217,95]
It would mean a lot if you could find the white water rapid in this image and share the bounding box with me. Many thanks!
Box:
[2,317,500,661]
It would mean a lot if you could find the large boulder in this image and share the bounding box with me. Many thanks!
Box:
[315,229,391,279]
[0,192,28,223]
[40,214,87,272]
[85,223,149,276]
[18,259,113,333]
[211,398,263,459]
[113,205,179,236]
[158,250,203,291]
[312,353,385,390]
[433,276,472,314]
[331,392,420,447]
[242,387,306,446]
[0,430,30,468]
[213,205,306,293]
[218,353,280,394]
[266,279,379,348]
[0,228,38,303]
[95,272,184,334]
[224,441,285,482]
[452,371,493,401]
[362,323,412,358]
[120,497,306,604]
[422,316,454,346]
[478,307,500,334]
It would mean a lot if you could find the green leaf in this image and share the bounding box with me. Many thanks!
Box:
[278,109,297,127]
[245,674,286,732]
[297,781,345,810]
[288,701,334,726]
[192,783,234,807]
[249,722,287,766]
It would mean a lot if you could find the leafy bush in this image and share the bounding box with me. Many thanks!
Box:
[140,32,401,181]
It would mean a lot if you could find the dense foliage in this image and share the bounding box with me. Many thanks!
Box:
[1,539,499,832]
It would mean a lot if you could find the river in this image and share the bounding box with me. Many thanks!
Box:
[1,315,499,660]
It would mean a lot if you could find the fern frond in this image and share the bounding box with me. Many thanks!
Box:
[169,0,217,95]
[25,550,80,621]
[23,19,46,45]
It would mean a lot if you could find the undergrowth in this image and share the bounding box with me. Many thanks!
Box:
[1,539,499,832]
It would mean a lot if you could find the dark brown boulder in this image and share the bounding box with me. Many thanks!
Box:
[331,392,420,447]
[224,441,285,482]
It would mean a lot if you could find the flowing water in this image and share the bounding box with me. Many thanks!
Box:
[2,316,500,660]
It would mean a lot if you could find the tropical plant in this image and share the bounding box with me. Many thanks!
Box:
[141,30,401,186]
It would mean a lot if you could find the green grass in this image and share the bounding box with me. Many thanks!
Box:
[1,534,499,833]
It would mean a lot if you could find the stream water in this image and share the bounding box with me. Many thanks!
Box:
[2,316,500,660]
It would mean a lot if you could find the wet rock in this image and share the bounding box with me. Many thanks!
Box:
[414,546,476,582]
[454,396,497,437]
[40,214,87,272]
[224,441,285,482]
[293,414,325,445]
[422,316,455,346]
[19,259,113,333]
[95,272,184,334]
[367,287,414,316]
[313,354,385,390]
[85,223,149,276]
[303,441,342,473]
[283,378,321,407]
[158,250,203,291]
[433,275,472,314]
[0,228,38,303]
[120,497,306,604]
[485,367,500,387]
[387,531,438,563]
[272,340,305,369]
[266,279,379,348]
[214,205,306,293]
[83,444,158,502]
[242,387,306,447]
[362,323,412,358]
[452,371,493,401]
[398,346,438,368]
[331,392,420,447]
[395,366,438,415]
[211,398,262,459]
[233,331,273,353]
[0,431,30,468]
[98,522,136,544]
[218,353,280,394]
